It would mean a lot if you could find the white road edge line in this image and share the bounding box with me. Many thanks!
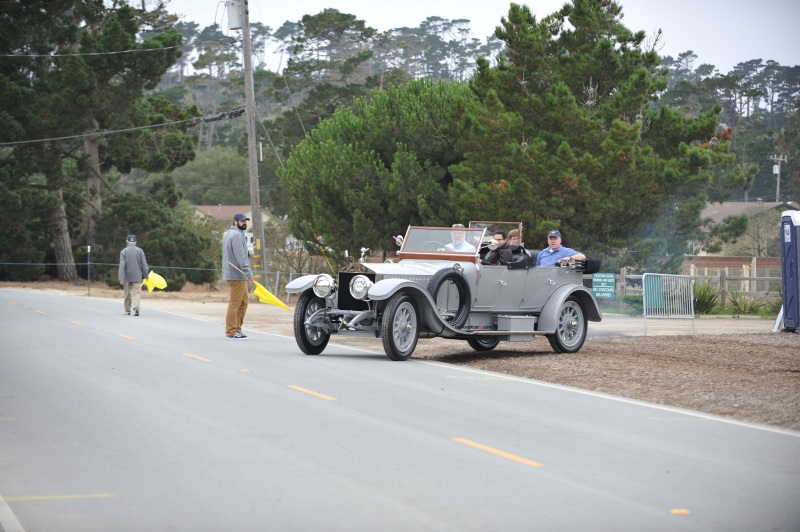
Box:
[419,360,800,438]
[0,491,25,532]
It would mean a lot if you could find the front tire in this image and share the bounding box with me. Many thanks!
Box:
[547,296,587,353]
[467,337,500,352]
[381,293,419,361]
[294,290,330,355]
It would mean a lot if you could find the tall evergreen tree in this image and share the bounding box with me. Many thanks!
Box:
[1,2,194,280]
[453,1,734,270]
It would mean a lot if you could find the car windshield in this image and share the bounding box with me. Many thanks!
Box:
[401,227,484,255]
[469,221,524,246]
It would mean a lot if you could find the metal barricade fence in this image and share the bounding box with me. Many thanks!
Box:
[642,273,695,336]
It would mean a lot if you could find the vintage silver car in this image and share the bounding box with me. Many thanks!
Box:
[285,223,602,360]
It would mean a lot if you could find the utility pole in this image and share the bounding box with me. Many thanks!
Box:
[770,154,787,203]
[227,0,269,288]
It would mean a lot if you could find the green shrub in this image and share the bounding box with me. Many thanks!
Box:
[164,272,187,292]
[728,291,765,315]
[619,294,643,315]
[693,281,719,315]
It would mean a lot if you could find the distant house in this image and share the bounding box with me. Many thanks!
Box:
[701,200,799,226]
[193,205,273,225]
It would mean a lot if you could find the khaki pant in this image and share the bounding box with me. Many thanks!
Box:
[226,280,249,336]
[123,281,142,313]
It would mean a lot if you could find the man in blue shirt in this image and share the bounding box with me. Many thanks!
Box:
[535,230,586,266]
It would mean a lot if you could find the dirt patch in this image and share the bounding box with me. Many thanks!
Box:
[4,281,799,431]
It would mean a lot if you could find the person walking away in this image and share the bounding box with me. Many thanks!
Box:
[118,234,148,316]
[222,213,254,339]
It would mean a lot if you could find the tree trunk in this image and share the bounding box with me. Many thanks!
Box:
[50,187,78,281]
[84,136,102,248]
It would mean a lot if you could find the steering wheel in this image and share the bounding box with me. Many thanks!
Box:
[424,241,447,251]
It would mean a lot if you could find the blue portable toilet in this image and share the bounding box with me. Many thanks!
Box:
[780,210,800,331]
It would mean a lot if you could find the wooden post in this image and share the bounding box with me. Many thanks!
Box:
[720,268,728,307]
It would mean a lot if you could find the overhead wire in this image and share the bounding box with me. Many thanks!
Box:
[254,106,285,172]
[0,108,245,147]
[0,38,237,58]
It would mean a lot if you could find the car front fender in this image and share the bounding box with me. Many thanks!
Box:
[537,285,602,332]
[285,274,318,294]
[368,279,460,337]
[367,278,428,301]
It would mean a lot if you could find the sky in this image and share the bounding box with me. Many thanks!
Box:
[164,0,800,74]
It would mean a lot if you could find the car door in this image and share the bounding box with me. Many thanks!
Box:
[472,267,529,311]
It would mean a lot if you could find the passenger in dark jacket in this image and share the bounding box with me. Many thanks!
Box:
[481,231,513,266]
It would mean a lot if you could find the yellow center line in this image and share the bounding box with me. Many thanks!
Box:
[671,509,691,515]
[452,438,544,468]
[34,309,46,314]
[181,352,211,362]
[0,418,15,421]
[69,321,84,326]
[6,301,16,304]
[287,385,336,401]
[116,334,135,341]
[240,369,251,373]
[5,493,114,502]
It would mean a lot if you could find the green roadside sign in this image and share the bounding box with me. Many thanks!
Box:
[592,272,616,299]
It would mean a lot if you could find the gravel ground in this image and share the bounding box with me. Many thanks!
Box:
[4,281,799,431]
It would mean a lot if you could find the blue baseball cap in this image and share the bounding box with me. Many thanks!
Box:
[233,213,250,221]
[126,234,136,242]
[547,230,561,238]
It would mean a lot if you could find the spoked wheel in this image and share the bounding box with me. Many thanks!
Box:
[293,290,330,355]
[467,337,501,352]
[381,293,419,361]
[547,296,587,353]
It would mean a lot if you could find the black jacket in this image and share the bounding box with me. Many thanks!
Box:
[482,242,512,266]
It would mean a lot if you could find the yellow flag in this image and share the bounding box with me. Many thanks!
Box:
[253,281,291,311]
[141,270,168,292]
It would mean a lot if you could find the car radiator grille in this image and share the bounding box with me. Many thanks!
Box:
[337,272,375,311]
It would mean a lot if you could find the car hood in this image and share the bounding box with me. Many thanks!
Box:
[359,259,469,277]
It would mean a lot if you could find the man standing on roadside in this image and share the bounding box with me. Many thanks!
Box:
[222,213,254,339]
[118,234,148,316]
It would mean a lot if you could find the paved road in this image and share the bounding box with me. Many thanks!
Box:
[1,289,798,531]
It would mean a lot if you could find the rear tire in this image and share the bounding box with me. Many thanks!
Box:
[548,296,586,353]
[467,337,500,352]
[294,290,330,355]
[381,293,419,361]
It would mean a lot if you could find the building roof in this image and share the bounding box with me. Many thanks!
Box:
[701,200,799,225]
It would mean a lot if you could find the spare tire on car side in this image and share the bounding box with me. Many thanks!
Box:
[426,268,471,329]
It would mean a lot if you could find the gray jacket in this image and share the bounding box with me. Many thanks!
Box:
[222,225,253,280]
[119,242,149,282]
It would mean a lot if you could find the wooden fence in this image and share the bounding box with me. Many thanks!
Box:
[612,265,783,305]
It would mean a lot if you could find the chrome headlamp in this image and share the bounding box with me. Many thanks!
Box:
[349,274,373,300]
[312,274,336,298]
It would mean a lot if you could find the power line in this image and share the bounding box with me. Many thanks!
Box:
[0,108,244,147]
[0,39,237,58]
